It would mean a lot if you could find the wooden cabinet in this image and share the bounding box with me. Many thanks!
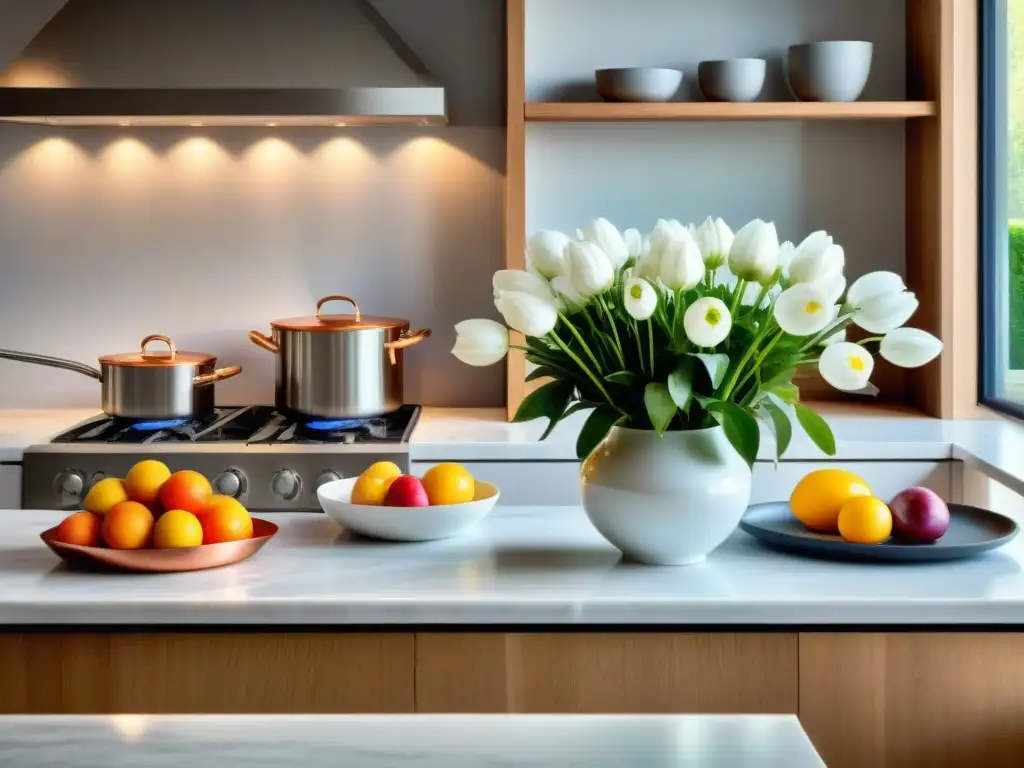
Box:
[0,465,20,509]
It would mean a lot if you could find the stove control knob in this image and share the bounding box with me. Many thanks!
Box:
[55,470,85,498]
[315,471,342,490]
[213,469,246,499]
[271,469,302,501]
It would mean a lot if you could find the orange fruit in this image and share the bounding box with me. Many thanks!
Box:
[159,470,212,516]
[83,477,129,517]
[421,463,475,506]
[351,474,397,506]
[124,460,172,505]
[153,509,203,549]
[360,461,402,481]
[789,469,872,533]
[55,511,102,547]
[102,501,155,550]
[838,496,893,544]
[201,498,253,544]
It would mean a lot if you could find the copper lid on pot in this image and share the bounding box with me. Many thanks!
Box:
[269,295,409,332]
[98,335,216,367]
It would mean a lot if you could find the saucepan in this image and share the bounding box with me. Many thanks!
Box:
[0,334,242,419]
[249,295,430,419]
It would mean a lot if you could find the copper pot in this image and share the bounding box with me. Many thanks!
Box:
[0,335,241,419]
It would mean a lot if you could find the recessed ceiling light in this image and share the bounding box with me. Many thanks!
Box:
[334,122,347,127]
[189,121,203,127]
[266,122,277,127]
[118,121,131,127]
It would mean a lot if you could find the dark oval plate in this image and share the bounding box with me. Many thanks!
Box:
[740,502,1019,562]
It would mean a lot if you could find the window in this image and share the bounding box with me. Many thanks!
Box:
[981,0,1024,415]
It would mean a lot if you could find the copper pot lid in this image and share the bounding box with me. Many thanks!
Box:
[269,295,409,332]
[98,335,216,367]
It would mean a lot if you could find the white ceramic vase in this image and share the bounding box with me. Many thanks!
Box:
[580,426,753,566]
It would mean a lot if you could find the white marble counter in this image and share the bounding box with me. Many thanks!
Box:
[2,506,1023,626]
[0,409,96,462]
[0,714,824,768]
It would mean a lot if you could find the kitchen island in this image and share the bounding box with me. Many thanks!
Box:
[1,507,1024,767]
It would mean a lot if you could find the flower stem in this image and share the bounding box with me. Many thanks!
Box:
[718,317,775,400]
[632,318,646,376]
[729,278,748,316]
[558,312,605,374]
[548,332,615,406]
[705,268,715,288]
[800,314,854,352]
[647,319,655,376]
[597,296,627,369]
[581,306,612,366]
[748,283,770,313]
[733,328,786,395]
[857,336,884,346]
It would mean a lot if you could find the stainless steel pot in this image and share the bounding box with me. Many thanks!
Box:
[248,295,430,419]
[0,334,242,419]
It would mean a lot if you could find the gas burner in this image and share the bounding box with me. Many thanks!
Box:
[303,419,364,432]
[130,418,188,432]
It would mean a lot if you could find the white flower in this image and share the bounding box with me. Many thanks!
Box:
[845,271,919,334]
[494,290,558,337]
[789,231,845,285]
[582,218,629,269]
[822,275,847,305]
[451,319,510,367]
[880,327,943,368]
[774,283,833,336]
[565,240,614,296]
[657,229,704,291]
[492,270,553,302]
[551,275,587,314]
[623,228,643,259]
[683,297,732,347]
[648,219,688,260]
[819,342,874,391]
[525,230,569,279]
[694,217,734,271]
[729,219,780,283]
[623,277,657,320]
[777,241,796,277]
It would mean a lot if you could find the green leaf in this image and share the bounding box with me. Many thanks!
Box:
[605,370,639,387]
[525,366,558,382]
[689,352,730,389]
[706,401,760,468]
[644,382,677,436]
[576,406,624,460]
[794,403,836,456]
[512,380,574,442]
[768,383,800,405]
[761,368,796,392]
[667,359,695,412]
[759,401,793,462]
[562,401,596,420]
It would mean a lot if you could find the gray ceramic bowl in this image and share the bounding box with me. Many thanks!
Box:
[595,67,683,103]
[787,41,874,102]
[697,58,766,102]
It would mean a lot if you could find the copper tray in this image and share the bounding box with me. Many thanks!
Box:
[40,518,278,573]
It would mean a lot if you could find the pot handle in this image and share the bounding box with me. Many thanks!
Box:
[316,295,361,322]
[384,328,431,365]
[193,365,243,388]
[140,334,176,360]
[0,349,103,381]
[248,330,280,354]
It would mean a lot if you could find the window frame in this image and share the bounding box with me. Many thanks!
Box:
[978,0,1023,418]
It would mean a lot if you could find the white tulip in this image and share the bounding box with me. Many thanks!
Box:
[774,283,833,336]
[583,218,629,269]
[880,327,943,368]
[551,275,587,314]
[683,297,732,347]
[854,291,919,334]
[846,270,905,308]
[822,274,847,305]
[494,290,558,337]
[819,341,874,392]
[623,228,643,259]
[789,231,845,285]
[657,229,705,291]
[565,240,614,296]
[451,319,510,367]
[525,230,569,279]
[623,277,657,321]
[648,219,689,261]
[729,219,780,283]
[694,216,734,271]
[492,269,553,302]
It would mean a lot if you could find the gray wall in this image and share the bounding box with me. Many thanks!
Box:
[525,0,907,282]
[0,0,505,409]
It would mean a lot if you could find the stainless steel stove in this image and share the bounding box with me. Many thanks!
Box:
[22,405,420,512]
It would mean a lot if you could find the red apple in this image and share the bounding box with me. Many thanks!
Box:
[384,475,430,507]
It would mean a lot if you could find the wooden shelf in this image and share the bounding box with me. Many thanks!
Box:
[525,101,937,122]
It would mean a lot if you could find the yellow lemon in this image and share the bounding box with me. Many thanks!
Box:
[351,474,397,506]
[421,463,475,506]
[360,461,402,482]
[124,459,172,505]
[789,469,872,533]
[83,477,130,517]
[153,509,204,549]
[838,496,893,544]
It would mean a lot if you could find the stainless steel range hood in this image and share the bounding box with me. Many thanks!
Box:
[0,0,446,126]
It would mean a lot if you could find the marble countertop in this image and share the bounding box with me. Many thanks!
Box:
[3,506,1024,626]
[0,714,824,768]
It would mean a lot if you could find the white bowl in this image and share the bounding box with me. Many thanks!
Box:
[595,67,683,103]
[697,58,766,102]
[316,477,500,542]
[787,41,874,102]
